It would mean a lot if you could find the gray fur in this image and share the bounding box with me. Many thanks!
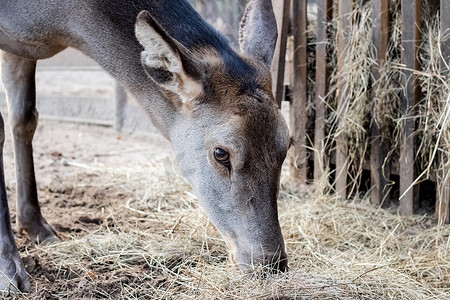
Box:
[239,0,278,66]
[0,0,284,293]
[0,112,30,294]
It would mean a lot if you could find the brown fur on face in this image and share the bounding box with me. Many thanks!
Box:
[187,46,289,169]
[192,47,274,104]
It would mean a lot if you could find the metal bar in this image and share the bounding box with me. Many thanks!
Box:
[39,115,113,127]
[114,81,127,132]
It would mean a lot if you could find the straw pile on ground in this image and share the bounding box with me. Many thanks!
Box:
[7,153,449,299]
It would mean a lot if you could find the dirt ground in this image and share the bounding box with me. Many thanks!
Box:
[2,119,177,299]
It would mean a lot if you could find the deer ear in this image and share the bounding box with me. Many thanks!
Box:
[239,0,278,67]
[135,11,203,102]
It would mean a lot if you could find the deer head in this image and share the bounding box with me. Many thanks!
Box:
[135,0,289,272]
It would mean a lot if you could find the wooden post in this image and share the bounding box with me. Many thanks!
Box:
[271,0,291,107]
[314,0,333,183]
[399,0,422,215]
[114,81,127,132]
[335,0,352,200]
[290,0,308,181]
[436,0,450,224]
[436,155,450,224]
[370,0,391,206]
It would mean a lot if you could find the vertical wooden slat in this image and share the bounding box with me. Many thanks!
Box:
[436,0,450,224]
[370,0,391,206]
[399,0,422,215]
[271,0,291,107]
[442,0,450,67]
[335,0,352,200]
[290,0,308,181]
[442,0,450,68]
[114,81,127,132]
[314,0,333,183]
[436,155,450,224]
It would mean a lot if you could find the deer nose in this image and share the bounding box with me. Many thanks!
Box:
[231,248,288,273]
[264,250,288,273]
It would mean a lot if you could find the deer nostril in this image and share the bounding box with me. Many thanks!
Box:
[273,255,288,273]
[246,195,255,206]
[266,252,288,273]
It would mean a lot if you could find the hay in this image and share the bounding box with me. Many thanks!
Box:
[416,8,450,223]
[313,0,449,212]
[9,156,449,299]
[327,0,375,196]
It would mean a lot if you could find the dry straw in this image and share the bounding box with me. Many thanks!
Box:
[416,5,450,224]
[9,155,449,299]
[327,0,374,197]
[320,0,449,216]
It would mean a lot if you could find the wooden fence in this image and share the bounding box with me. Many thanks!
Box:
[275,0,450,223]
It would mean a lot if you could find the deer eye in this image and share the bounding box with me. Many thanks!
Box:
[214,147,230,162]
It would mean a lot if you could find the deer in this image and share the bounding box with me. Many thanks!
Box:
[0,0,291,293]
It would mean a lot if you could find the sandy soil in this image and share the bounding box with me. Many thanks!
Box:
[2,119,175,299]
